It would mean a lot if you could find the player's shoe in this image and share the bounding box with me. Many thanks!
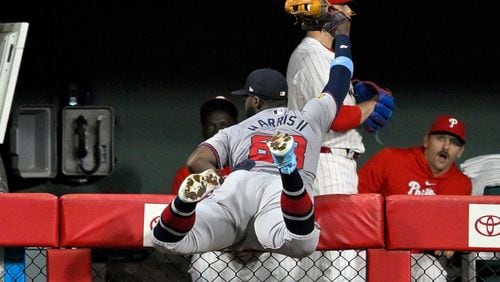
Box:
[266,132,297,175]
[178,169,224,203]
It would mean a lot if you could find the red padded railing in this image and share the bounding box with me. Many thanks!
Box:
[3,193,500,281]
[0,193,58,247]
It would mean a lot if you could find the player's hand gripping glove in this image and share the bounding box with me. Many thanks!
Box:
[284,0,353,33]
[352,80,395,133]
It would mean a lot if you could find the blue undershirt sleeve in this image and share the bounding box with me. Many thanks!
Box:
[322,34,353,110]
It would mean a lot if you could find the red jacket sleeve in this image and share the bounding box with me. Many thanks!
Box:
[330,105,362,132]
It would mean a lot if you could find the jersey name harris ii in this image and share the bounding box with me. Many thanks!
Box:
[246,111,310,132]
[202,94,337,189]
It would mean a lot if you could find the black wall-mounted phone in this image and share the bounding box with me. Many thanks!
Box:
[62,106,114,177]
[74,114,103,175]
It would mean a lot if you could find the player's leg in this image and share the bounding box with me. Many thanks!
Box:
[153,169,222,242]
[266,132,315,236]
[253,176,319,258]
[258,133,319,257]
[152,169,260,254]
[152,169,235,254]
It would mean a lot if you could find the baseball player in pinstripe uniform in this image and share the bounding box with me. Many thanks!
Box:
[285,1,394,281]
[287,30,365,195]
[152,19,353,261]
[286,4,393,196]
[287,23,366,282]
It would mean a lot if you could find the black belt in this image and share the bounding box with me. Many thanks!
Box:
[320,147,360,160]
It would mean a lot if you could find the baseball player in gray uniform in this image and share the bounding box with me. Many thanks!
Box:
[152,20,353,260]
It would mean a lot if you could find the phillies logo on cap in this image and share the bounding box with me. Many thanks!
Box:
[429,114,466,144]
[448,118,458,128]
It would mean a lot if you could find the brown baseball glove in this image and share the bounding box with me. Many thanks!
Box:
[284,0,354,33]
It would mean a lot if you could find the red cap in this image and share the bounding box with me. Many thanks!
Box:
[428,115,466,144]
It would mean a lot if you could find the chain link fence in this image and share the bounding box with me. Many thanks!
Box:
[412,251,500,282]
[1,248,499,281]
[0,247,47,281]
[91,249,500,282]
[90,249,367,281]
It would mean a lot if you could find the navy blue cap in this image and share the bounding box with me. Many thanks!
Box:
[231,68,287,100]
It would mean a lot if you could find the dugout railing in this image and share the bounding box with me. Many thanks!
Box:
[1,193,499,281]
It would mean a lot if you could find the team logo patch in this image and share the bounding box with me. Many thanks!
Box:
[143,203,167,247]
[469,204,500,248]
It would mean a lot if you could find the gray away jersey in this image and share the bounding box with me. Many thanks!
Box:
[202,93,337,189]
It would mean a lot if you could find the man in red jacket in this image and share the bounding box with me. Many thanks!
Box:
[358,114,472,281]
[359,114,471,196]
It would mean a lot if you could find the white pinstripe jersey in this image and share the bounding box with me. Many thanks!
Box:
[286,36,364,153]
[202,94,338,192]
[286,36,364,195]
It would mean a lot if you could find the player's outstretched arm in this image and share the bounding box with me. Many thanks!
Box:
[185,145,219,174]
[331,80,395,132]
[330,104,371,132]
[321,19,353,109]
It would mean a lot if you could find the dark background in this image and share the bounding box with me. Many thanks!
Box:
[1,1,499,195]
